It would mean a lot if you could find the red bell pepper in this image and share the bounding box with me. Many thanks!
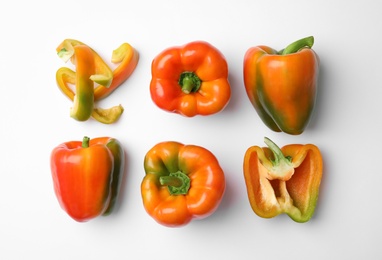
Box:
[150,41,231,117]
[50,136,125,222]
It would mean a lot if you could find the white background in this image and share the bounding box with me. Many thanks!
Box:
[1,0,381,259]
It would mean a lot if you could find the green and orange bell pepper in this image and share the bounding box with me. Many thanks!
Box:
[150,41,231,117]
[243,137,323,223]
[56,39,139,123]
[243,36,319,135]
[141,141,226,227]
[50,136,125,222]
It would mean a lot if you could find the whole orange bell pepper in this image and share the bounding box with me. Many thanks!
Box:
[243,36,319,135]
[150,41,231,117]
[50,136,125,222]
[141,141,226,227]
[243,137,323,223]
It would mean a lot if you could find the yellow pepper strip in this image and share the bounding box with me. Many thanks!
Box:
[92,105,124,124]
[70,45,95,121]
[55,67,75,101]
[57,39,113,88]
[94,42,139,100]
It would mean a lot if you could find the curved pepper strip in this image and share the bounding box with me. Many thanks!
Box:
[243,137,323,223]
[150,41,231,117]
[69,45,95,121]
[50,136,125,222]
[243,36,319,135]
[56,39,139,100]
[141,141,226,227]
[56,39,138,123]
[57,39,113,88]
[94,42,139,100]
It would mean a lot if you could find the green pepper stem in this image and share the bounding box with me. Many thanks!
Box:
[263,137,294,181]
[178,72,201,94]
[159,171,190,195]
[281,36,314,55]
[160,176,183,187]
[82,136,90,148]
[264,137,289,165]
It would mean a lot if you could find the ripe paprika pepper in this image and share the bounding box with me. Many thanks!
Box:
[50,136,125,222]
[243,137,323,223]
[243,36,319,135]
[150,41,231,117]
[141,141,226,227]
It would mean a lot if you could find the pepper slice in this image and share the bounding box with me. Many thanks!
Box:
[243,36,319,135]
[94,42,139,100]
[150,41,231,117]
[56,39,139,100]
[50,136,125,222]
[243,137,323,223]
[55,66,124,124]
[69,45,95,121]
[141,141,226,227]
[57,39,113,88]
[56,39,138,123]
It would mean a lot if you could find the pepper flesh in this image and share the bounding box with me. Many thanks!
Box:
[243,36,319,135]
[57,39,113,88]
[50,136,125,222]
[141,141,226,227]
[56,39,139,123]
[56,39,139,100]
[243,137,323,223]
[150,41,231,117]
[69,45,95,121]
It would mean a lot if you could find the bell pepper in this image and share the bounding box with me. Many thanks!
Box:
[56,39,139,123]
[150,41,231,117]
[50,136,125,222]
[243,36,319,135]
[141,141,226,227]
[243,137,323,223]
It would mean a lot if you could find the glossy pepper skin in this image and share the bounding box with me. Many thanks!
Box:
[243,36,319,135]
[150,41,231,117]
[68,44,96,121]
[141,141,226,227]
[50,136,125,222]
[243,137,323,223]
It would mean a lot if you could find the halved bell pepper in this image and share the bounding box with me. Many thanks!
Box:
[141,141,226,227]
[243,36,319,135]
[50,136,125,222]
[243,137,323,223]
[150,41,231,117]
